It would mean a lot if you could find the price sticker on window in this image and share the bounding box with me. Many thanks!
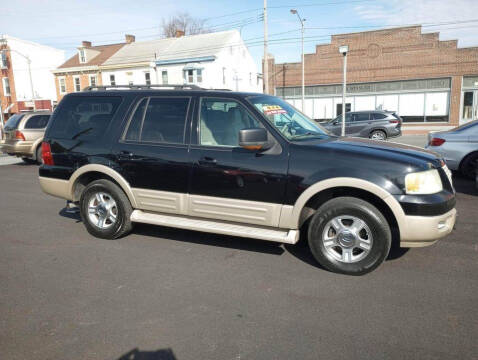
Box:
[263,105,287,115]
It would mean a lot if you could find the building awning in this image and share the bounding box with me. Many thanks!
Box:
[155,56,215,66]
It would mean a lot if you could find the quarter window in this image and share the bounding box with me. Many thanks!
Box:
[48,96,122,141]
[124,97,189,144]
[372,112,388,120]
[199,98,261,147]
[24,115,50,129]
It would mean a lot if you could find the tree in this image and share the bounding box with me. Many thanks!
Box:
[161,12,210,38]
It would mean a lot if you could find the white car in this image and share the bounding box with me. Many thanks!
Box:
[426,120,478,179]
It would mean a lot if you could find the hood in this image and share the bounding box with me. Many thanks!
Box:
[297,136,443,170]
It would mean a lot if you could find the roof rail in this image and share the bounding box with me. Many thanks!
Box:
[82,84,204,91]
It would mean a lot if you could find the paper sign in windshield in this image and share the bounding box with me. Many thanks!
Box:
[263,105,287,115]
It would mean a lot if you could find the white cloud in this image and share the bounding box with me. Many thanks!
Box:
[354,0,478,47]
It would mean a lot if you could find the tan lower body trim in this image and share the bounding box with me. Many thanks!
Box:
[39,176,71,200]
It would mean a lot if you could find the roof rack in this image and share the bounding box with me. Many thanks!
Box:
[83,84,204,91]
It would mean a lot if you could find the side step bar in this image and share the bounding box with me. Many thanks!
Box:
[131,210,299,244]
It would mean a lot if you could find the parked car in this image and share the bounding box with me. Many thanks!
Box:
[426,120,478,179]
[38,85,455,275]
[321,110,402,140]
[1,111,52,164]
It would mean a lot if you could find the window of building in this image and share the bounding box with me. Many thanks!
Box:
[24,115,50,129]
[48,96,122,141]
[183,69,203,84]
[125,97,189,144]
[162,70,168,84]
[89,75,97,87]
[58,78,66,94]
[110,74,116,86]
[1,51,7,68]
[2,77,11,96]
[74,77,81,92]
[336,103,351,116]
[199,98,261,147]
[79,49,86,63]
[196,69,202,83]
[144,72,151,85]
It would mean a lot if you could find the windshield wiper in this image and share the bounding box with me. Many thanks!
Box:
[71,127,93,140]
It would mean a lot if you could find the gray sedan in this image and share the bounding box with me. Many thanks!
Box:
[321,111,402,140]
[426,120,478,178]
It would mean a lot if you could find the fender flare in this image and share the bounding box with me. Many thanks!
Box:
[68,164,138,208]
[282,177,406,230]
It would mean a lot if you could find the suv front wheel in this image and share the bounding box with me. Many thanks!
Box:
[307,197,391,275]
[79,179,133,239]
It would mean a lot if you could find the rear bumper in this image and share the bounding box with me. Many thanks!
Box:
[0,142,34,157]
[387,127,402,137]
[400,208,456,248]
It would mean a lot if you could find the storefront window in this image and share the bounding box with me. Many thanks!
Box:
[463,92,473,120]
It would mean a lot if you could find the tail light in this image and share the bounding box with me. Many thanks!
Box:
[389,119,399,124]
[15,130,26,141]
[429,137,446,146]
[41,142,54,165]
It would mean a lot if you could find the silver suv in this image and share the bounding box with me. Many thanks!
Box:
[321,110,402,140]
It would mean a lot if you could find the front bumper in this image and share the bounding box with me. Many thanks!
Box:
[400,208,456,248]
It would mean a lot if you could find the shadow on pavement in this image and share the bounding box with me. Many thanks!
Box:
[452,174,477,196]
[116,348,176,360]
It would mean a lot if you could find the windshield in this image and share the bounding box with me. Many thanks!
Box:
[247,95,330,140]
[4,114,25,130]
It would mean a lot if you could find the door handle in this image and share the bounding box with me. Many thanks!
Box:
[198,156,217,165]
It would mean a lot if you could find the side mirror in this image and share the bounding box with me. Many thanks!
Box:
[239,128,269,151]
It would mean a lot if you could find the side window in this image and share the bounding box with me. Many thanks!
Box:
[200,98,261,147]
[48,96,122,140]
[353,113,370,122]
[125,97,189,144]
[24,115,50,129]
[373,112,388,120]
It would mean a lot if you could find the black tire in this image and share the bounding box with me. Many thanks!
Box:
[307,197,391,275]
[79,179,133,239]
[36,146,43,165]
[369,130,387,140]
[460,152,478,179]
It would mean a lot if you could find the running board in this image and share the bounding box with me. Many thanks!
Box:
[130,210,299,244]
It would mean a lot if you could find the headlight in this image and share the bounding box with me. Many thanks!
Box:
[405,169,443,194]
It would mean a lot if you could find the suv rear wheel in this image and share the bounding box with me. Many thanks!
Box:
[369,130,387,140]
[79,179,133,239]
[307,197,391,275]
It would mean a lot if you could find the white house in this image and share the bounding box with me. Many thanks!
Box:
[0,35,65,116]
[100,30,262,92]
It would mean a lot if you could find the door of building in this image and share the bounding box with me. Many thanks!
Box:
[461,90,478,124]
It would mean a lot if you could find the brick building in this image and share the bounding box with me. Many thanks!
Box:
[265,26,478,131]
[52,37,131,101]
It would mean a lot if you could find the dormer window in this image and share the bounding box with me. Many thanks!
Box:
[79,49,86,63]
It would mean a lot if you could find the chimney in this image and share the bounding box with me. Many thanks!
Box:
[125,34,135,43]
[81,41,92,48]
[175,30,185,38]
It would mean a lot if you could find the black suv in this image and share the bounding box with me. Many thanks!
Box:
[322,110,402,140]
[39,85,456,275]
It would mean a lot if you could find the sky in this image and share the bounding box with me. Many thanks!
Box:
[2,0,478,71]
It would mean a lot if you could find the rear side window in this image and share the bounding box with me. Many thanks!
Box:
[124,97,189,144]
[372,113,388,120]
[353,113,370,121]
[4,114,24,130]
[48,96,122,140]
[24,115,50,129]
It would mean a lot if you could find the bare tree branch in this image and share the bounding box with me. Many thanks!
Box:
[160,12,210,38]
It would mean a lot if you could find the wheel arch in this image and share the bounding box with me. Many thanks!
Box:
[458,150,478,171]
[286,178,404,247]
[68,164,137,208]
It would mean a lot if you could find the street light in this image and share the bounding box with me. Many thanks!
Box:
[290,9,305,111]
[339,45,349,136]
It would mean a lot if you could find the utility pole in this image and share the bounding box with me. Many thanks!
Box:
[290,9,305,111]
[26,56,36,111]
[263,0,269,94]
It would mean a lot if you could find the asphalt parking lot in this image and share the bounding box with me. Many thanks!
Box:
[1,141,478,359]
